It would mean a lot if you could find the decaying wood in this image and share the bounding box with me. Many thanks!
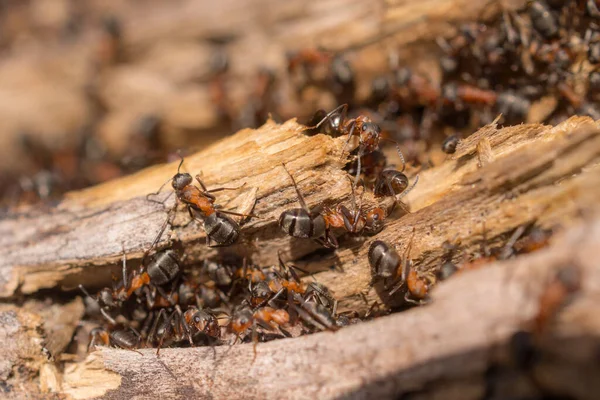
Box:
[1,117,600,316]
[0,298,83,398]
[60,217,600,400]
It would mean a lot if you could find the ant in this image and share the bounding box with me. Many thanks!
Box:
[308,104,405,186]
[79,221,181,316]
[290,288,351,332]
[323,179,387,235]
[368,230,434,304]
[229,305,290,358]
[528,1,559,40]
[89,326,142,354]
[532,264,581,336]
[150,306,222,354]
[373,169,419,211]
[442,82,498,108]
[278,163,338,248]
[147,157,258,247]
[441,135,460,154]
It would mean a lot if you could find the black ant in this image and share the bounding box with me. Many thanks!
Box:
[147,157,258,247]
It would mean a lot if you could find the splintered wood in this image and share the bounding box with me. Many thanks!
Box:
[0,117,599,399]
[1,117,599,311]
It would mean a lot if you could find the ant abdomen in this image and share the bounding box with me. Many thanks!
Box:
[278,208,326,239]
[374,170,408,197]
[205,212,240,246]
[146,250,180,286]
[368,240,400,280]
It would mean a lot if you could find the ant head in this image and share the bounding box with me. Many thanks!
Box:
[191,310,211,330]
[365,208,386,234]
[172,173,193,190]
[171,155,193,189]
[359,121,381,152]
[99,288,116,308]
[232,308,253,331]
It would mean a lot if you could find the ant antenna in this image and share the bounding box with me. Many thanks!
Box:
[396,174,419,201]
[177,152,185,174]
[281,163,309,211]
[381,138,406,173]
[78,284,118,325]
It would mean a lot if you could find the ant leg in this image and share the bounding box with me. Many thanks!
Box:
[156,310,177,355]
[120,243,130,292]
[339,205,355,233]
[140,310,155,344]
[140,211,173,264]
[364,302,380,319]
[404,292,429,306]
[396,175,419,201]
[353,148,363,187]
[218,209,260,219]
[206,182,248,194]
[498,224,527,260]
[146,176,175,204]
[176,305,194,346]
[388,278,405,296]
[155,285,176,306]
[100,308,118,326]
[339,120,357,161]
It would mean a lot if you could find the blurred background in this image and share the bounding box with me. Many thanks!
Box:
[0,0,596,207]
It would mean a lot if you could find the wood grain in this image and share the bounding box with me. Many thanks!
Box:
[2,117,600,318]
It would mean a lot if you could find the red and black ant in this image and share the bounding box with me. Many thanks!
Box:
[278,163,338,248]
[323,179,387,235]
[368,230,434,304]
[89,326,142,354]
[78,219,182,318]
[147,157,258,247]
[308,104,406,186]
[229,304,290,359]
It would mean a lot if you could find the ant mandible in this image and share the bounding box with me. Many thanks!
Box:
[148,156,258,247]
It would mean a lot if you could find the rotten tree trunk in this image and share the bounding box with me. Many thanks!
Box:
[61,218,600,399]
[1,117,600,314]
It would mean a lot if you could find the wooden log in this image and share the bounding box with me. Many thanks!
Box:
[0,298,84,397]
[1,117,600,316]
[60,217,600,400]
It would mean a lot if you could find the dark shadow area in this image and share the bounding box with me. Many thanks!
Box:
[336,333,600,400]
